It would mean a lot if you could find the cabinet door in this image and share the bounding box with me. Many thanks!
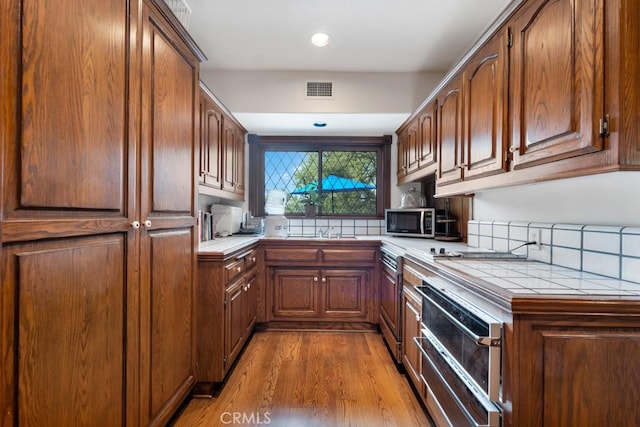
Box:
[396,128,408,183]
[509,0,605,169]
[244,272,258,335]
[235,127,246,196]
[200,92,223,189]
[406,120,420,174]
[222,120,237,193]
[1,0,134,424]
[272,269,320,319]
[463,30,509,180]
[380,265,399,335]
[402,292,423,394]
[225,279,245,371]
[322,269,368,320]
[140,4,198,425]
[418,103,438,170]
[437,76,464,185]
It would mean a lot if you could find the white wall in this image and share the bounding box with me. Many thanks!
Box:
[200,70,444,114]
[472,172,640,227]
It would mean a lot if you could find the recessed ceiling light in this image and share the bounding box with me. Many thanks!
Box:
[313,122,327,128]
[310,32,331,47]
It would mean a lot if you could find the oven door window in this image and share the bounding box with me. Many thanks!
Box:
[421,289,491,394]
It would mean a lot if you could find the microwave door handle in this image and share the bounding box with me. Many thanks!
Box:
[420,211,425,235]
[422,293,501,347]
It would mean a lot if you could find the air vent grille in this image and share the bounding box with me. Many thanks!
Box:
[306,81,333,98]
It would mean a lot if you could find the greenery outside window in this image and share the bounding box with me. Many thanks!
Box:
[249,135,391,218]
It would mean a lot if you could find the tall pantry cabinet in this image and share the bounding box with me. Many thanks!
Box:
[0,0,205,425]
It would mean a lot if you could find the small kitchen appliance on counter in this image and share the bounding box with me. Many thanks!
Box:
[210,204,242,236]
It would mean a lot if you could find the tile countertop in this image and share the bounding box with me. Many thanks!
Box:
[198,235,640,299]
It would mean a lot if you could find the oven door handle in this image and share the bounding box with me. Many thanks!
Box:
[476,337,502,347]
[422,293,501,347]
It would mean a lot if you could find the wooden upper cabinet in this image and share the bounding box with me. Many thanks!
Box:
[463,29,509,180]
[437,76,464,186]
[509,0,605,169]
[222,119,245,197]
[418,102,437,170]
[396,128,409,183]
[235,128,246,195]
[200,89,223,189]
[406,121,420,174]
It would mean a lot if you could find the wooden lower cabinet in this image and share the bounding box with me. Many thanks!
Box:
[263,239,379,325]
[195,246,259,394]
[505,313,640,427]
[271,268,369,321]
[401,288,423,395]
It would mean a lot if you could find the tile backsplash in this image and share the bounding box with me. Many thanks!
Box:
[468,220,640,283]
[286,218,385,238]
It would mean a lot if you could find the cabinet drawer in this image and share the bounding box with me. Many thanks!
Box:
[225,258,245,283]
[264,248,320,263]
[242,249,258,271]
[322,248,377,263]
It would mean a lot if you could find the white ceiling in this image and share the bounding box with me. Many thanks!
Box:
[185,0,514,134]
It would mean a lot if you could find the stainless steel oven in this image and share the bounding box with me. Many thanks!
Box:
[415,277,502,427]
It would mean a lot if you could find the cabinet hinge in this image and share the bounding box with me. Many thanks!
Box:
[599,115,610,137]
[224,298,227,308]
[507,29,513,48]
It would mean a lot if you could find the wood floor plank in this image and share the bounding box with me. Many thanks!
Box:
[173,331,432,427]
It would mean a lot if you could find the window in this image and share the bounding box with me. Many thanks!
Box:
[249,135,391,218]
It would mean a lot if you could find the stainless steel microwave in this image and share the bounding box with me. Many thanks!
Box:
[385,208,435,238]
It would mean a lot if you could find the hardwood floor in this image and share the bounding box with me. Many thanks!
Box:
[173,331,433,426]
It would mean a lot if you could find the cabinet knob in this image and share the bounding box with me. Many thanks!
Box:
[131,221,141,229]
[237,266,242,272]
[247,283,251,289]
[416,314,421,322]
[321,277,326,283]
[243,286,248,291]
[144,220,152,228]
[509,146,519,153]
[314,277,318,282]
[252,257,256,262]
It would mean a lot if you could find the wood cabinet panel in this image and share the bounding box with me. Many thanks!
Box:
[322,248,377,263]
[463,30,509,180]
[145,229,195,420]
[139,4,199,423]
[2,236,126,426]
[323,270,368,319]
[509,0,605,169]
[225,279,245,371]
[380,265,399,333]
[437,77,464,186]
[16,0,126,211]
[265,248,320,263]
[272,269,320,318]
[402,290,423,394]
[512,318,640,426]
[142,11,196,215]
[418,104,437,170]
[199,92,223,189]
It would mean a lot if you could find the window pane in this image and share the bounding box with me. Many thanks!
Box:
[264,150,377,216]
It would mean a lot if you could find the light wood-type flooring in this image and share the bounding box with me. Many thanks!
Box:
[173,331,433,427]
